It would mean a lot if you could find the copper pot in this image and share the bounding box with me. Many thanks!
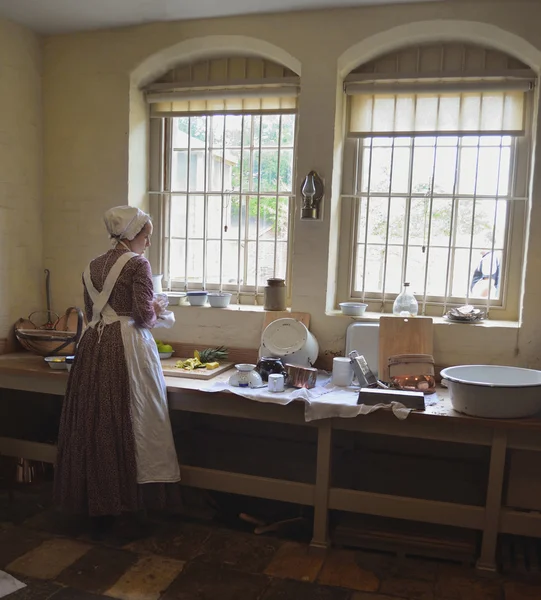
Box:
[285,364,317,389]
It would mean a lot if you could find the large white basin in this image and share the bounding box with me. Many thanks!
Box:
[440,365,541,419]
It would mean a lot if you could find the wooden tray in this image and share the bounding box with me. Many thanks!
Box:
[161,359,234,380]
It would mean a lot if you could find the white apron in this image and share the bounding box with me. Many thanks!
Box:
[83,251,180,485]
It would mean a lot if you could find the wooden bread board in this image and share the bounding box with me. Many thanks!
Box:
[378,316,434,383]
[161,359,234,379]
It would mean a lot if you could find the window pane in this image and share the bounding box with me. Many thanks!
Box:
[370,147,392,193]
[261,115,280,147]
[279,149,294,192]
[260,149,278,192]
[207,195,223,239]
[388,197,406,243]
[187,195,204,238]
[170,195,187,239]
[169,239,186,280]
[173,117,190,149]
[280,115,295,146]
[188,150,205,192]
[167,113,295,294]
[366,197,389,244]
[349,130,518,307]
[171,151,188,192]
[187,240,203,281]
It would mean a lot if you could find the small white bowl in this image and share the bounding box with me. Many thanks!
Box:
[159,352,174,359]
[187,291,208,306]
[208,293,232,308]
[44,356,67,370]
[166,293,187,306]
[339,302,368,316]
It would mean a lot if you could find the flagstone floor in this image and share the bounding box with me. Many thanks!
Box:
[0,483,539,600]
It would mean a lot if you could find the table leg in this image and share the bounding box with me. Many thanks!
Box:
[311,419,332,554]
[477,429,507,572]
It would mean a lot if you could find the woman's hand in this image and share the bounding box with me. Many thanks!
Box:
[153,298,167,317]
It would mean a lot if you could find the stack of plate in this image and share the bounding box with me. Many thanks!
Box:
[445,305,486,323]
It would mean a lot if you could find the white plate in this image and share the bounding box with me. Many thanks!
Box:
[159,352,174,359]
[261,318,308,356]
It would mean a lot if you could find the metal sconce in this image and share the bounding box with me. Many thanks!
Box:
[300,170,324,220]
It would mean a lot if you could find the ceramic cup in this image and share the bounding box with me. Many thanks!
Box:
[332,357,354,387]
[268,373,285,392]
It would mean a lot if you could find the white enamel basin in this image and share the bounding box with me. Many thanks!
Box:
[440,365,541,419]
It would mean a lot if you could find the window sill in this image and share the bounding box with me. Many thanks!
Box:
[167,301,276,314]
[326,310,520,329]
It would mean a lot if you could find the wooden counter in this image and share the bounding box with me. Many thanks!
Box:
[1,352,541,572]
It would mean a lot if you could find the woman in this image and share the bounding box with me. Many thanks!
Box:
[54,206,180,534]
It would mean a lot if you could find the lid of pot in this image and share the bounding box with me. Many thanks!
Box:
[262,318,307,356]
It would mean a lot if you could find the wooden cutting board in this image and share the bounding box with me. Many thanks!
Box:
[261,311,310,333]
[378,316,433,382]
[161,359,234,380]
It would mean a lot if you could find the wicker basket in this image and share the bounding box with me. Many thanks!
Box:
[15,307,85,356]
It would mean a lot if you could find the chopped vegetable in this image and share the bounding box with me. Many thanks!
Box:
[174,349,225,371]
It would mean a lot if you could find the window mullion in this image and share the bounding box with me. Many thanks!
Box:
[254,114,263,299]
[202,117,209,290]
[420,96,442,315]
[360,139,372,303]
[442,135,461,314]
[236,116,245,303]
[380,138,396,311]
[184,118,192,291]
[219,115,227,292]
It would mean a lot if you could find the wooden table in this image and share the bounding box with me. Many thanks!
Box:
[1,353,541,572]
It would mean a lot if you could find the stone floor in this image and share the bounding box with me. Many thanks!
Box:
[0,484,540,600]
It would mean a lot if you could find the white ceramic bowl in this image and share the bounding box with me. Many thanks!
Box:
[166,293,187,306]
[208,292,232,308]
[159,352,174,359]
[44,356,67,370]
[440,365,541,419]
[229,364,264,388]
[187,291,208,306]
[260,318,319,368]
[339,302,368,316]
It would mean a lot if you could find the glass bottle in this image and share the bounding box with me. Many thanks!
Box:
[392,282,418,317]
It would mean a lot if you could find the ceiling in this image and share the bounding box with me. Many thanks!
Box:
[0,0,444,35]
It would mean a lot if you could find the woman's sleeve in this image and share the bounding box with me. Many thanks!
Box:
[132,257,157,328]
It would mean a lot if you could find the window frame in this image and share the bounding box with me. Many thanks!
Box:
[336,90,533,320]
[148,111,298,303]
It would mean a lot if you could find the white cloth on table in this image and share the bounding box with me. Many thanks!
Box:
[207,373,435,421]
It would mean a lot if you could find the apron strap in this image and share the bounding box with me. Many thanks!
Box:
[84,251,138,329]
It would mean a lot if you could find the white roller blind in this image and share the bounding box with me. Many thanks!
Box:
[148,85,298,117]
[348,90,527,137]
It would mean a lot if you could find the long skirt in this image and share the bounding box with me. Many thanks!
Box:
[54,323,181,516]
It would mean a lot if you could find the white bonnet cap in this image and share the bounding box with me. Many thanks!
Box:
[104,206,150,242]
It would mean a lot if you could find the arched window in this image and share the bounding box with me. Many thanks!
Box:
[338,43,535,319]
[147,57,299,301]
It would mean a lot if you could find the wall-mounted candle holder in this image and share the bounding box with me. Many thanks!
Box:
[300,170,324,220]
